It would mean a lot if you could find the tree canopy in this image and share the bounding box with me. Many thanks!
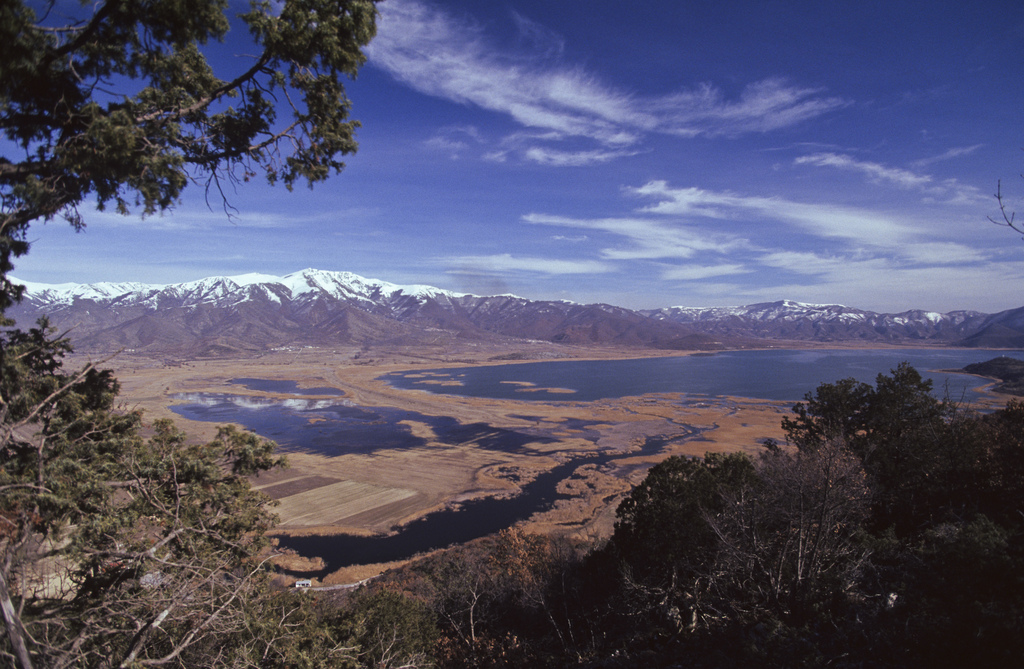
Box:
[0,3,380,666]
[0,0,378,309]
[345,371,1024,666]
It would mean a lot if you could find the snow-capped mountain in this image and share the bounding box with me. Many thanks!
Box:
[8,269,720,355]
[15,269,468,311]
[643,300,990,343]
[7,270,1023,356]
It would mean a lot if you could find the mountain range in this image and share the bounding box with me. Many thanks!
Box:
[8,269,1024,357]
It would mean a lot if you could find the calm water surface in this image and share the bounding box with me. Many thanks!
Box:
[171,350,1023,571]
[171,392,553,457]
[275,434,687,573]
[383,349,1024,402]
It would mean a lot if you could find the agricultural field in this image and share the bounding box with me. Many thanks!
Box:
[104,343,789,548]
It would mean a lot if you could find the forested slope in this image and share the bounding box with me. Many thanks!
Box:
[311,364,1024,668]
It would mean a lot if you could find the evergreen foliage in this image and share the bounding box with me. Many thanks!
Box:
[964,356,1024,396]
[359,366,1024,668]
[0,2,380,666]
[0,0,378,309]
[0,320,301,667]
[1,9,1020,657]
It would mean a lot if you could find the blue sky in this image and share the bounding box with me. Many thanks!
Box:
[13,0,1024,312]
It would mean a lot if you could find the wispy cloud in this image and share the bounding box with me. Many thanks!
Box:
[660,263,751,280]
[523,212,745,260]
[708,260,1024,312]
[898,242,988,265]
[795,153,932,189]
[523,146,639,166]
[912,144,984,167]
[369,0,846,157]
[367,1,639,146]
[794,152,986,204]
[757,250,861,276]
[742,245,1000,306]
[424,125,484,158]
[522,177,1002,310]
[630,180,918,247]
[510,10,566,59]
[445,253,612,275]
[646,79,848,137]
[67,207,297,232]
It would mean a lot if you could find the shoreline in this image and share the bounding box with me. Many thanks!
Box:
[78,343,1019,579]
[98,344,790,526]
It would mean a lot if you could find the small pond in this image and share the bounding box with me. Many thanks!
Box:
[169,349,1023,572]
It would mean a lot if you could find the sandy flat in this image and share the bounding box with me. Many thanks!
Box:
[85,343,789,546]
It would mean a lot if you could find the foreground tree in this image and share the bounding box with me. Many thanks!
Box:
[1,0,378,306]
[329,589,439,669]
[610,452,760,632]
[0,320,300,667]
[782,362,952,533]
[1,2,380,666]
[991,179,1024,240]
[708,439,871,625]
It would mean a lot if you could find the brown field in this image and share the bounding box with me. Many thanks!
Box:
[90,342,794,575]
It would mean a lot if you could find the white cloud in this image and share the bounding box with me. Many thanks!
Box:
[523,213,745,259]
[445,253,612,275]
[424,125,484,158]
[921,178,986,206]
[661,263,751,280]
[755,262,1024,313]
[751,246,1013,311]
[667,257,1024,313]
[795,152,987,205]
[758,250,859,276]
[647,78,848,137]
[631,180,917,247]
[897,242,988,265]
[523,146,638,166]
[525,178,1007,309]
[367,1,639,146]
[795,153,932,189]
[509,10,566,59]
[71,207,290,232]
[424,135,470,156]
[369,0,846,154]
[912,145,984,167]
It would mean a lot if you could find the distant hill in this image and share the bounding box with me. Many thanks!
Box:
[643,300,991,344]
[7,269,1024,357]
[957,306,1024,349]
[963,356,1024,396]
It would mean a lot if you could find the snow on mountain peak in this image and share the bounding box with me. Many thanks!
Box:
[9,271,962,333]
[12,269,474,309]
[10,277,163,306]
[225,272,287,287]
[275,268,469,303]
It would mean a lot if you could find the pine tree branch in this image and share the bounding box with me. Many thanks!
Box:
[0,568,35,669]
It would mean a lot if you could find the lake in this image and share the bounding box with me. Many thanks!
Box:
[171,348,1023,572]
[382,348,1024,403]
[271,433,687,573]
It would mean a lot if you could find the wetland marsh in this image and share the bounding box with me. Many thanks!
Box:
[145,346,1020,573]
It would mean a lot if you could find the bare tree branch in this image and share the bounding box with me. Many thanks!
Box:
[990,179,1024,239]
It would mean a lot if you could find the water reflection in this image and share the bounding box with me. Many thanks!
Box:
[171,391,559,458]
[229,378,345,395]
[274,432,691,574]
[383,349,1024,402]
[168,380,657,571]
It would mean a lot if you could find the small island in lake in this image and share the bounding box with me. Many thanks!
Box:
[963,357,1024,396]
